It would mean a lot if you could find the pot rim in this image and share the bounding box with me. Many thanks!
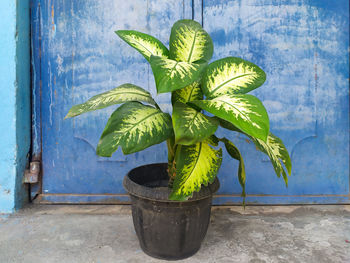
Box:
[123,163,220,202]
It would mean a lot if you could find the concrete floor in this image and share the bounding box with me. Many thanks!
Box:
[0,205,349,263]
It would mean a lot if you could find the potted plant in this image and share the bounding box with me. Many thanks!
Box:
[65,19,291,260]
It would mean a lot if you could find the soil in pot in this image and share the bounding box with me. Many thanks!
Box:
[123,163,219,260]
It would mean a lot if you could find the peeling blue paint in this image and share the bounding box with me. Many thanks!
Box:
[37,0,348,204]
[203,0,349,200]
[39,0,193,197]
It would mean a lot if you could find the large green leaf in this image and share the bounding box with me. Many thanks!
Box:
[219,137,246,197]
[96,102,173,156]
[65,84,156,119]
[250,133,292,186]
[169,19,213,63]
[202,57,266,98]
[150,55,207,93]
[172,102,218,145]
[115,30,169,62]
[191,94,269,141]
[169,137,222,201]
[171,81,203,105]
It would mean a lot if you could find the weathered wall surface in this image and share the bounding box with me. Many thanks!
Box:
[38,0,348,204]
[0,0,30,213]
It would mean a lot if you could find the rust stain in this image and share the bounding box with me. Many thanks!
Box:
[42,193,129,196]
[213,194,350,197]
[51,4,55,31]
[51,5,54,23]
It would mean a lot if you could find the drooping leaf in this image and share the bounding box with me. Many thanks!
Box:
[115,30,169,62]
[150,55,207,93]
[96,102,173,156]
[172,102,218,145]
[191,94,269,142]
[217,118,243,133]
[65,84,156,119]
[202,57,266,98]
[171,81,203,105]
[250,133,292,186]
[218,137,246,197]
[169,19,213,63]
[169,137,222,201]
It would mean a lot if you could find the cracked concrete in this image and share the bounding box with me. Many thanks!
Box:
[0,205,349,263]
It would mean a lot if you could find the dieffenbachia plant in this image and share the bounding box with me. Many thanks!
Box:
[65,19,292,201]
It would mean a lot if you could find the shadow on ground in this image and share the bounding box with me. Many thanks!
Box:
[0,205,349,262]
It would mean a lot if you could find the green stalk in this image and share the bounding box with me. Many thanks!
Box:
[166,136,177,187]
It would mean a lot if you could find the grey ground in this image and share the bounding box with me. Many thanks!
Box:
[0,205,349,263]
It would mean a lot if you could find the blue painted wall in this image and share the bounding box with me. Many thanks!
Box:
[37,0,349,204]
[202,0,349,204]
[0,0,30,213]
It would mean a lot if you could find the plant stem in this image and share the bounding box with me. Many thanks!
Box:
[166,137,177,186]
[166,139,174,162]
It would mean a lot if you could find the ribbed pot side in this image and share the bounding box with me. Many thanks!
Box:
[123,163,220,260]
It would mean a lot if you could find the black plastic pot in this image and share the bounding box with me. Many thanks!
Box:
[123,163,219,260]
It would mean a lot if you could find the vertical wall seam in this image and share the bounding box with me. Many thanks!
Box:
[192,0,194,20]
[201,0,203,26]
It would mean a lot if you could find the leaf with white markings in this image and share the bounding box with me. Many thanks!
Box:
[150,55,207,93]
[171,81,203,105]
[96,102,173,156]
[65,84,156,119]
[202,57,266,98]
[115,30,169,62]
[191,94,269,141]
[169,19,213,63]
[169,137,222,201]
[250,133,292,186]
[64,19,291,204]
[219,137,246,197]
[172,102,218,145]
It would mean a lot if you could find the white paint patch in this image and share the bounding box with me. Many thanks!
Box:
[56,54,64,76]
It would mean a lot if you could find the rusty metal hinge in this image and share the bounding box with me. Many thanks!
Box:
[23,161,41,184]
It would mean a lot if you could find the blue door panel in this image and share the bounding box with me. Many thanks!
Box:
[40,0,193,198]
[36,0,349,204]
[203,0,349,202]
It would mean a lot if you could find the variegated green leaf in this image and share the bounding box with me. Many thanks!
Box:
[219,137,246,197]
[115,30,169,62]
[191,94,269,142]
[250,133,292,186]
[150,55,207,93]
[96,102,173,156]
[202,57,266,98]
[171,81,203,105]
[170,137,222,201]
[172,102,218,145]
[65,84,156,119]
[169,19,213,63]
